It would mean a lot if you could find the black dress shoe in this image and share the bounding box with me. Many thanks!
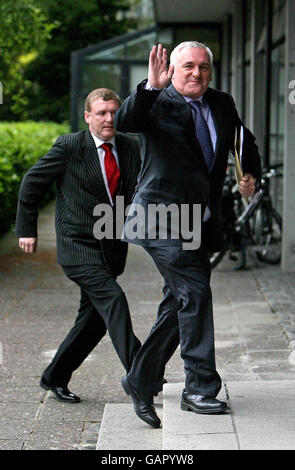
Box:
[121,375,161,428]
[181,391,229,414]
[40,379,81,403]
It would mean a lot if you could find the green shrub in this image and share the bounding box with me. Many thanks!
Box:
[0,121,69,235]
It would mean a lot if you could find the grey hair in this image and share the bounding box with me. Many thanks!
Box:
[170,41,213,66]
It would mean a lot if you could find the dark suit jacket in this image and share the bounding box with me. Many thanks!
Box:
[114,80,262,251]
[15,130,140,276]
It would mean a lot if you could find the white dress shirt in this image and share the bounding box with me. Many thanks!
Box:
[91,133,120,205]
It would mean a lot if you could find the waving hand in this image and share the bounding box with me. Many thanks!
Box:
[148,44,174,89]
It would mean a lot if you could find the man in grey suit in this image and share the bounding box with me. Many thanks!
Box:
[115,42,261,428]
[16,88,141,403]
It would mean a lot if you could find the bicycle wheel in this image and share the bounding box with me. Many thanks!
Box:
[254,204,282,264]
[209,249,227,268]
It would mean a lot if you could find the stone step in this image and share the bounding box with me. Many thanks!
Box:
[96,380,295,450]
[96,403,163,450]
[162,383,237,450]
[97,380,295,450]
[96,382,233,451]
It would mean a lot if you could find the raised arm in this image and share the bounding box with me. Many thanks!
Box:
[115,44,173,133]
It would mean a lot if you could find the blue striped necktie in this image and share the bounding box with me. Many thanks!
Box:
[189,100,214,171]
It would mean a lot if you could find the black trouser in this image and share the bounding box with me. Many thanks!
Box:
[127,245,221,400]
[42,263,141,386]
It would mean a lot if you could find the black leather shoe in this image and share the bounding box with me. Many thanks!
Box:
[40,379,81,403]
[121,375,161,428]
[181,391,229,414]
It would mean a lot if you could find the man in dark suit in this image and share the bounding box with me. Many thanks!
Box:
[115,42,261,428]
[16,88,141,403]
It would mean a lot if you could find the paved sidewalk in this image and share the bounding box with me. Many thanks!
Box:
[0,200,295,451]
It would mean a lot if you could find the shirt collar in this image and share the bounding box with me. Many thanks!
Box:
[183,95,207,108]
[91,132,116,149]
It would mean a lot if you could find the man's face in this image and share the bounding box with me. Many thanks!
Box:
[171,47,212,99]
[84,98,119,140]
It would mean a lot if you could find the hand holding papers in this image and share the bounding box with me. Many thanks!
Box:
[234,126,244,184]
[234,126,256,201]
[234,125,247,205]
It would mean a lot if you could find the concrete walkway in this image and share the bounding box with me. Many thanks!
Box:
[0,200,295,451]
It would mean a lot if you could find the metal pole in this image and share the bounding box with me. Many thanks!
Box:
[264,0,273,169]
[282,0,295,271]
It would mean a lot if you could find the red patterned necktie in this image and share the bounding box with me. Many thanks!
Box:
[101,143,121,199]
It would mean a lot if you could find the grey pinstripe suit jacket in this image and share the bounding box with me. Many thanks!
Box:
[15,129,140,276]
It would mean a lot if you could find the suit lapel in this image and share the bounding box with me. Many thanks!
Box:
[165,85,210,173]
[165,84,192,129]
[82,129,110,202]
[115,133,129,191]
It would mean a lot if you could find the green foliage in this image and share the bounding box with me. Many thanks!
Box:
[24,0,139,122]
[0,0,55,119]
[0,121,69,235]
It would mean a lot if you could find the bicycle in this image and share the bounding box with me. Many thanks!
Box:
[209,162,283,269]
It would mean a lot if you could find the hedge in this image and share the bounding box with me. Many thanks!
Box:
[0,121,69,236]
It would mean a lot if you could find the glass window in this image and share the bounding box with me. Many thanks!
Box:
[77,96,88,131]
[82,63,122,96]
[243,0,252,125]
[126,31,157,59]
[158,28,174,56]
[174,27,220,61]
[244,64,251,127]
[257,25,266,53]
[272,0,286,43]
[272,0,286,12]
[130,64,148,91]
[172,26,221,88]
[256,0,285,52]
[85,44,126,60]
[270,44,285,166]
[245,0,252,61]
[76,63,122,130]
